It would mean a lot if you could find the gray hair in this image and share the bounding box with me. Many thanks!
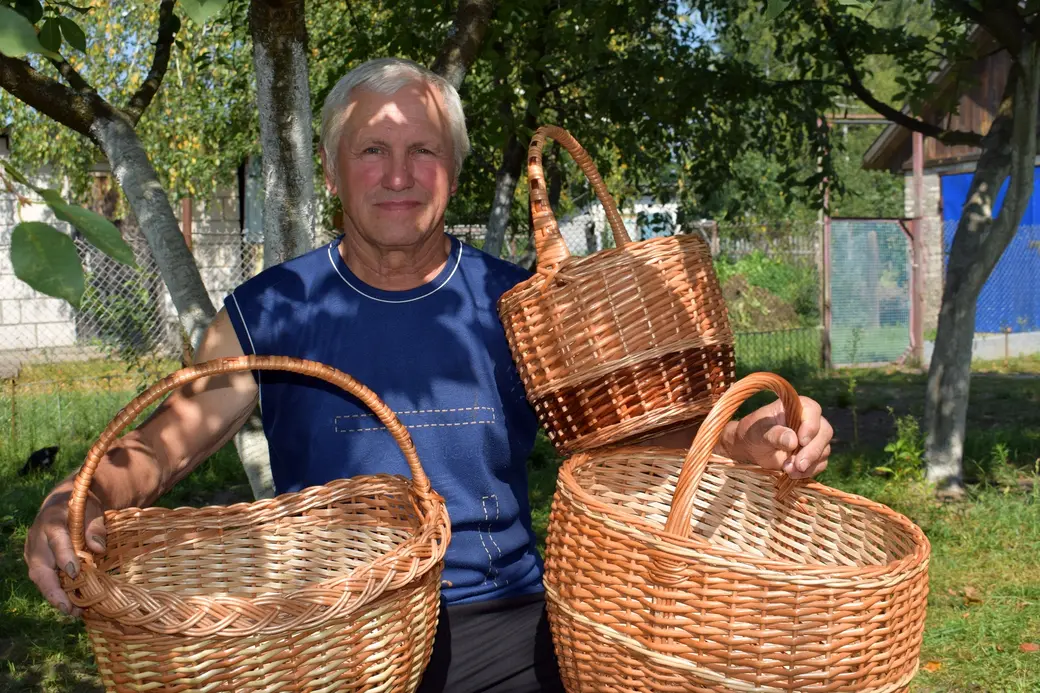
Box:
[320,58,470,180]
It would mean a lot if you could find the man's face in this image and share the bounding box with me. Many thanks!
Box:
[325,82,457,249]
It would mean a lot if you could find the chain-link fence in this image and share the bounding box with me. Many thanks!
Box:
[0,185,264,469]
[489,215,825,377]
[2,192,831,470]
[828,219,912,366]
[945,221,1040,334]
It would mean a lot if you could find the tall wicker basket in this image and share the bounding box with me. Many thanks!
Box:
[497,125,735,454]
[63,355,450,693]
[544,372,931,693]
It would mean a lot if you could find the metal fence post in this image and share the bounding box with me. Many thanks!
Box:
[821,214,832,371]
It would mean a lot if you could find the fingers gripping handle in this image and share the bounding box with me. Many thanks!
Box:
[528,125,631,273]
[68,355,430,555]
[662,372,804,539]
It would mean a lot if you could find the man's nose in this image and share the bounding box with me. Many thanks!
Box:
[383,151,414,191]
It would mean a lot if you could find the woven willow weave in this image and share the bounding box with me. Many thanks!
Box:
[63,355,450,693]
[497,125,735,454]
[544,373,931,693]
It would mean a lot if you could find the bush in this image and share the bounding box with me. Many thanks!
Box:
[715,251,819,323]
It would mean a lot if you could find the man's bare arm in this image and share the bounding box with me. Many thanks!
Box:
[25,307,258,615]
[89,307,259,508]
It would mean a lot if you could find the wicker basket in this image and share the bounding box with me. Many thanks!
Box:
[544,372,930,693]
[62,355,450,693]
[497,125,735,454]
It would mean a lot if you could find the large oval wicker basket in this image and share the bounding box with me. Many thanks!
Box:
[497,125,735,454]
[62,355,450,693]
[544,372,930,693]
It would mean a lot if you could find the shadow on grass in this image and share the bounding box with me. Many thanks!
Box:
[0,612,101,693]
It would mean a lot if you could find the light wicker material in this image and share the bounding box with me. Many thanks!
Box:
[497,125,735,454]
[544,372,931,693]
[63,355,450,693]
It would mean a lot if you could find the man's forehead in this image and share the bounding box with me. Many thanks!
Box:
[343,84,448,136]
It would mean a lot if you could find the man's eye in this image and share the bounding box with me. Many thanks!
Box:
[363,147,382,155]
[414,148,434,155]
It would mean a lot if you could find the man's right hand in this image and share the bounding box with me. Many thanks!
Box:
[24,486,108,617]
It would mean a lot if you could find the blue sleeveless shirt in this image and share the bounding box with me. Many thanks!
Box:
[224,235,544,605]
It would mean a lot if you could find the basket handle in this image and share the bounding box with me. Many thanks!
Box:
[528,125,631,272]
[68,355,431,556]
[663,372,804,539]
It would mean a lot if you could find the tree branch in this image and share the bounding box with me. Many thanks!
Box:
[0,53,106,140]
[542,64,616,98]
[431,0,495,90]
[125,0,179,124]
[46,56,94,92]
[820,13,984,148]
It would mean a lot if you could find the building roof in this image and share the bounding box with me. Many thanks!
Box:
[862,26,994,171]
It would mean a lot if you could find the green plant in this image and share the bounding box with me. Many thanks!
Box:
[879,408,925,482]
[714,250,819,323]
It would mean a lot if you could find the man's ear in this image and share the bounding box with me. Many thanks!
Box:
[319,149,337,195]
[450,176,458,196]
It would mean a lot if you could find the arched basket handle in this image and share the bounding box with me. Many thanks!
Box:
[68,355,430,556]
[663,372,804,539]
[528,125,631,272]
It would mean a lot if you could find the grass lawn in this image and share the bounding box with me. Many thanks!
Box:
[1,358,1039,691]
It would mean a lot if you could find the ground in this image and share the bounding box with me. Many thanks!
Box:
[0,357,1038,691]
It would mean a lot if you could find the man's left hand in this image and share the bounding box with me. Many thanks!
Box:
[721,397,833,480]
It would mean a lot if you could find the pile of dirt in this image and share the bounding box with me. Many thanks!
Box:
[722,275,803,332]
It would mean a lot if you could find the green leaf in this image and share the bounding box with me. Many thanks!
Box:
[57,17,87,53]
[10,222,85,309]
[14,0,44,24]
[0,6,55,58]
[38,19,62,54]
[765,0,789,20]
[53,1,92,14]
[39,189,136,266]
[0,160,33,188]
[178,0,229,26]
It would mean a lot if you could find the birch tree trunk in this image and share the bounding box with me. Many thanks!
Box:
[483,134,526,259]
[92,115,216,350]
[250,0,316,268]
[925,44,1040,492]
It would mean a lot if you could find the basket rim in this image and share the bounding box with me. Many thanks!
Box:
[557,447,931,578]
[499,233,722,306]
[66,474,451,637]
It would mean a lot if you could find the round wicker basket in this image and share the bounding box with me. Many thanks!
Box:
[62,355,450,693]
[497,125,735,454]
[543,372,930,693]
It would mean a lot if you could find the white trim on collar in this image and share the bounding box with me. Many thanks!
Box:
[326,239,462,304]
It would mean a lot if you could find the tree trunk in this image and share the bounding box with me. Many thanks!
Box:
[925,44,1040,491]
[483,134,526,258]
[90,114,216,351]
[431,0,494,90]
[249,0,316,268]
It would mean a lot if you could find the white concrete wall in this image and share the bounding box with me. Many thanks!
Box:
[0,155,78,352]
[1,146,249,361]
[923,330,1040,365]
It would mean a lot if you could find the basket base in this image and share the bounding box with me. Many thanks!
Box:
[535,344,734,454]
[85,574,440,693]
[547,594,915,693]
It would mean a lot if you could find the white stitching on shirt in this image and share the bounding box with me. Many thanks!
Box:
[336,419,495,433]
[336,406,495,419]
[480,495,502,588]
[334,406,496,432]
[229,293,262,414]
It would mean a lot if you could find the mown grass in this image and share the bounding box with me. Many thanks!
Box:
[1,358,1038,692]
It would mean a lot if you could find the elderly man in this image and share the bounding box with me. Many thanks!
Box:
[25,58,833,692]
